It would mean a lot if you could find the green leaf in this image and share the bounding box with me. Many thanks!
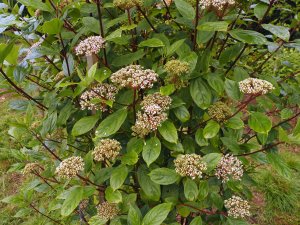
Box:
[167,39,186,56]
[195,128,209,146]
[183,178,198,201]
[149,168,180,185]
[110,165,128,191]
[42,18,63,34]
[190,78,212,109]
[225,116,244,129]
[142,137,161,167]
[197,21,229,32]
[254,3,268,20]
[61,186,83,216]
[207,74,224,95]
[72,115,99,136]
[174,0,195,20]
[122,151,139,165]
[17,0,52,11]
[262,24,290,41]
[229,29,267,45]
[112,50,145,67]
[203,153,222,172]
[0,40,15,64]
[267,153,291,177]
[198,181,209,200]
[138,38,164,48]
[225,79,241,100]
[128,205,142,225]
[248,112,272,134]
[190,217,203,225]
[219,43,245,64]
[203,120,220,139]
[96,108,127,138]
[142,203,172,225]
[137,165,161,201]
[173,106,190,122]
[105,187,122,203]
[158,120,178,143]
[160,84,175,96]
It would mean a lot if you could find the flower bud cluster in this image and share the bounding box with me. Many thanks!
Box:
[110,65,158,90]
[79,199,89,210]
[174,154,207,179]
[215,154,243,182]
[208,102,232,122]
[55,156,84,179]
[92,139,122,162]
[97,202,119,220]
[132,93,171,137]
[164,60,189,89]
[75,36,105,56]
[238,78,274,95]
[200,0,235,10]
[23,163,43,174]
[164,60,190,76]
[224,195,251,218]
[113,0,142,9]
[80,83,118,111]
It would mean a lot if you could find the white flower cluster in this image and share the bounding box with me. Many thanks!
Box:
[79,199,89,210]
[174,154,207,179]
[239,78,275,95]
[225,195,251,218]
[75,36,105,56]
[97,202,119,220]
[132,93,171,137]
[200,0,235,10]
[80,83,118,111]
[110,65,158,90]
[55,156,84,179]
[215,154,243,183]
[92,139,122,162]
[23,163,43,174]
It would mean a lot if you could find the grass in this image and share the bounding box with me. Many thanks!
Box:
[0,96,25,224]
[251,151,300,225]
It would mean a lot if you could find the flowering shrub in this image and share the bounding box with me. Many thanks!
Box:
[0,0,299,224]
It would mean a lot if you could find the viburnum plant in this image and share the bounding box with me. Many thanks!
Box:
[0,0,299,224]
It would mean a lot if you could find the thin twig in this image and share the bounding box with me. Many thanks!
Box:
[96,0,108,66]
[0,68,47,110]
[30,203,62,224]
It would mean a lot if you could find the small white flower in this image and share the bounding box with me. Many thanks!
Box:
[225,195,251,218]
[239,78,274,95]
[75,36,105,56]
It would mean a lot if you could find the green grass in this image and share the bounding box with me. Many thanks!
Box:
[0,98,25,224]
[251,151,300,225]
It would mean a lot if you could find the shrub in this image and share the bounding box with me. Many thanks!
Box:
[0,0,299,224]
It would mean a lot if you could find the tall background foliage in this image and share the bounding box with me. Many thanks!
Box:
[0,0,300,224]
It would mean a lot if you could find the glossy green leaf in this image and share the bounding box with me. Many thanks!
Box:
[197,21,229,32]
[142,137,161,167]
[110,165,128,191]
[138,38,164,47]
[229,29,267,45]
[248,112,272,134]
[262,24,290,41]
[142,203,172,225]
[96,108,127,138]
[183,178,198,201]
[203,153,222,172]
[203,120,220,139]
[174,0,195,20]
[42,18,63,34]
[158,120,178,143]
[149,168,180,185]
[72,115,99,136]
[190,78,212,109]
